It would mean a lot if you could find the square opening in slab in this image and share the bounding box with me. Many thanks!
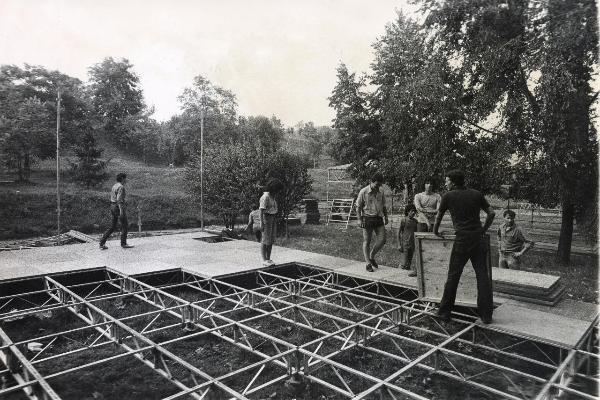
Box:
[193,235,234,243]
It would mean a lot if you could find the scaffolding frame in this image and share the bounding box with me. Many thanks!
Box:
[0,264,597,400]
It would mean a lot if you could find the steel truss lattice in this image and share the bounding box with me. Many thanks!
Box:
[0,264,597,400]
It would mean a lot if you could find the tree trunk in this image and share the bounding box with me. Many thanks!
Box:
[557,200,574,264]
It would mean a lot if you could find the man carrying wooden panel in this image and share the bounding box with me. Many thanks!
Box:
[433,170,495,324]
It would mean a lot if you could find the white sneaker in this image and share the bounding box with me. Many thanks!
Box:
[262,260,271,267]
[267,260,276,265]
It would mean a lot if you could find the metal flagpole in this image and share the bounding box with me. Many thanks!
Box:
[56,88,61,244]
[200,108,204,231]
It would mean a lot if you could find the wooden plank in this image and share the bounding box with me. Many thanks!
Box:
[492,267,561,290]
[496,286,565,306]
[66,230,98,243]
[494,283,560,297]
[415,233,492,307]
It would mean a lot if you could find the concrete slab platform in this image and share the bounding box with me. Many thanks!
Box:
[295,253,363,270]
[381,269,419,289]
[0,255,29,271]
[14,251,82,265]
[487,302,597,347]
[270,248,321,265]
[36,259,106,275]
[503,299,599,322]
[0,264,45,280]
[111,260,179,276]
[335,263,399,281]
[207,250,264,269]
[0,232,596,351]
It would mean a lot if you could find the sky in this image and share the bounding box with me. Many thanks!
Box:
[0,0,416,127]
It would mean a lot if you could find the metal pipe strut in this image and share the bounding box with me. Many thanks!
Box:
[0,265,596,400]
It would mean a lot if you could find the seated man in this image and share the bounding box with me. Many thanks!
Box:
[497,209,534,269]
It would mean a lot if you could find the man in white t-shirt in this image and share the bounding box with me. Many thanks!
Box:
[414,178,441,232]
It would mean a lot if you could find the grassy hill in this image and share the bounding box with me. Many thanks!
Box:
[0,146,202,239]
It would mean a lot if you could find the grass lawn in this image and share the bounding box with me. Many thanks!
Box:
[0,155,206,239]
[272,224,599,304]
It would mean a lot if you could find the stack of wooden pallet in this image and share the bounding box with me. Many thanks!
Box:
[493,268,565,306]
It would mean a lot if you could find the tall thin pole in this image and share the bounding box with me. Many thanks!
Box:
[56,88,61,244]
[200,108,204,231]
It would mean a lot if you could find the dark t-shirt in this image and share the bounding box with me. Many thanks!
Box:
[400,216,418,249]
[438,187,490,237]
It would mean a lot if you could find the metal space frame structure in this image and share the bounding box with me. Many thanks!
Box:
[0,263,597,400]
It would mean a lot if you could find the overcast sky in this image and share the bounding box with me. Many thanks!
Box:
[0,0,416,126]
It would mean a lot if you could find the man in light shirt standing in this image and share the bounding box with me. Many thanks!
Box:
[414,177,441,232]
[99,173,133,250]
[356,172,389,272]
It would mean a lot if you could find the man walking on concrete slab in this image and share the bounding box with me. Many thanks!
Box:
[433,170,495,323]
[99,173,133,249]
[356,172,389,272]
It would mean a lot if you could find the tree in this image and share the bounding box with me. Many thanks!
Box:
[161,114,197,165]
[121,109,163,164]
[238,115,284,153]
[88,57,145,147]
[296,121,334,168]
[185,139,265,228]
[422,0,598,261]
[371,14,462,190]
[265,150,313,236]
[2,97,53,181]
[185,139,311,233]
[328,63,382,177]
[329,14,511,195]
[0,64,95,181]
[69,131,109,187]
[178,75,239,151]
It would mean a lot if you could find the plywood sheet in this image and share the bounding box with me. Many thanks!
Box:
[496,286,565,306]
[297,253,362,270]
[493,268,560,290]
[494,282,559,296]
[415,233,491,307]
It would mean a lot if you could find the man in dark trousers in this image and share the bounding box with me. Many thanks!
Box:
[356,172,389,272]
[433,170,495,323]
[99,173,134,249]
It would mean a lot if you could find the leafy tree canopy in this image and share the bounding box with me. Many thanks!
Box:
[88,57,145,147]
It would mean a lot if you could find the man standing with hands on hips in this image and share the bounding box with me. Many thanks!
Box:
[433,170,495,324]
[356,172,389,272]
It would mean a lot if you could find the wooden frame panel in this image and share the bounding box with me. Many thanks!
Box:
[414,232,492,307]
